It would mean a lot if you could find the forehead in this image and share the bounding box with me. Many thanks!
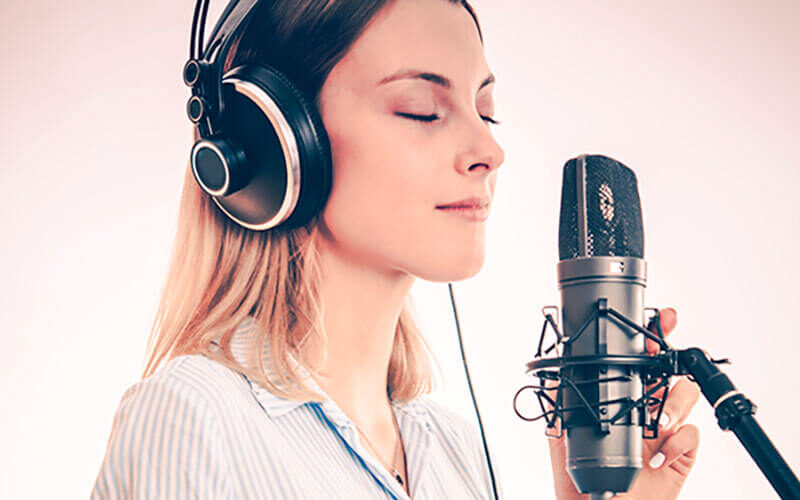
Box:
[329,0,490,94]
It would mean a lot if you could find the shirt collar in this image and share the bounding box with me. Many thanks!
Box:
[219,316,431,430]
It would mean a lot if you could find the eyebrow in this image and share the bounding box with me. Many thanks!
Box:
[377,68,496,91]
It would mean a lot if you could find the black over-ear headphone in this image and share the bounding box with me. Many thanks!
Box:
[182,0,332,231]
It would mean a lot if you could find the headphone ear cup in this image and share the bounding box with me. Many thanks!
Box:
[190,136,251,197]
[249,65,332,230]
[199,64,332,231]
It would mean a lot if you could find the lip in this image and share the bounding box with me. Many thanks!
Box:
[435,195,492,222]
[435,195,491,209]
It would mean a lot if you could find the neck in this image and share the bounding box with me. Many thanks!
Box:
[307,232,416,428]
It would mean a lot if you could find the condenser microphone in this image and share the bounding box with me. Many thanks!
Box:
[517,154,800,499]
[556,154,648,499]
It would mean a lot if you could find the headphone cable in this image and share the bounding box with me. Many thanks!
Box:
[447,282,500,500]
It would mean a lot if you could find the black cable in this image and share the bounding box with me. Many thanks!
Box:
[447,282,500,500]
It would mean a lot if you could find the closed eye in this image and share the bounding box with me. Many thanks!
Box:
[395,112,438,123]
[395,112,502,126]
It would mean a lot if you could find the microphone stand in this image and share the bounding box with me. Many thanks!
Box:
[675,347,800,499]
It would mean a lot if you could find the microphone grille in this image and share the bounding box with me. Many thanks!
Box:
[558,154,644,260]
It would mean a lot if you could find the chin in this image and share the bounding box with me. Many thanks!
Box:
[412,255,485,283]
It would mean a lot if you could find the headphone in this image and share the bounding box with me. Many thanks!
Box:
[182,0,332,231]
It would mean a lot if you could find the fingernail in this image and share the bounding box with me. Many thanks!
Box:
[658,412,671,430]
[649,452,665,469]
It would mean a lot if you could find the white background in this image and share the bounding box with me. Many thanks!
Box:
[1,1,798,498]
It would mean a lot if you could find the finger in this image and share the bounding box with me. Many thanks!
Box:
[646,307,677,354]
[654,377,700,432]
[546,434,584,500]
[647,423,700,475]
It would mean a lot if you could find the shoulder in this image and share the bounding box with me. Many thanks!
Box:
[105,353,254,448]
[114,354,249,420]
[143,353,245,391]
[91,355,246,498]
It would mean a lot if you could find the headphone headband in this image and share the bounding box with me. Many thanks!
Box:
[187,0,262,137]
[199,0,259,61]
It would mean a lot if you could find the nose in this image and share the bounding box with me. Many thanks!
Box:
[455,113,506,176]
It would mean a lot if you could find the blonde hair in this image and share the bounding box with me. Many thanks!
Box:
[141,144,440,403]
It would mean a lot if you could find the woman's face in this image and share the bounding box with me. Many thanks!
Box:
[317,0,505,282]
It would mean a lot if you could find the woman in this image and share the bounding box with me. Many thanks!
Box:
[91,0,700,498]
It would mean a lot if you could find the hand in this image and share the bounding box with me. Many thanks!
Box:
[546,308,701,500]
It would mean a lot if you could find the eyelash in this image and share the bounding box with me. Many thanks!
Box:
[396,112,502,126]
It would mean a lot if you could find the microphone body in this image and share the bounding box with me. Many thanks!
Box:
[558,256,646,494]
[556,154,648,497]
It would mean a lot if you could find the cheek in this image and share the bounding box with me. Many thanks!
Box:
[321,120,436,247]
[327,124,430,214]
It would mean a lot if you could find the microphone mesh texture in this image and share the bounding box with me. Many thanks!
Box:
[558,154,644,260]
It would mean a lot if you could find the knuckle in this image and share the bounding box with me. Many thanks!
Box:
[670,423,701,449]
[682,423,701,442]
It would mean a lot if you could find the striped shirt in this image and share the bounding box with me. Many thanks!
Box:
[91,317,503,499]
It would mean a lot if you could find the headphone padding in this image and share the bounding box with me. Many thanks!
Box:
[223,64,333,230]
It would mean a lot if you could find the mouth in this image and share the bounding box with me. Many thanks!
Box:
[435,195,491,210]
[436,197,490,222]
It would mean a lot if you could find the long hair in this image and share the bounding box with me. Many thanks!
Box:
[142,0,483,404]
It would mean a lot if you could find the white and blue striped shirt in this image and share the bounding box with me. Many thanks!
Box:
[91,317,503,499]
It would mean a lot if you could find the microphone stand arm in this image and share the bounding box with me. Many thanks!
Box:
[676,347,800,499]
